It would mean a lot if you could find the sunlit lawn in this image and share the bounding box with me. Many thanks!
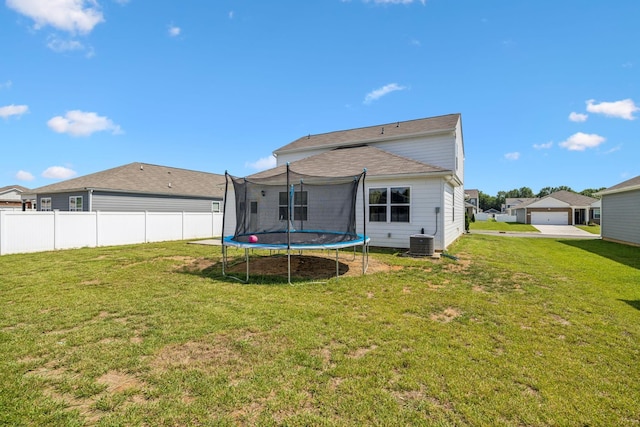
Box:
[576,224,601,234]
[469,220,538,232]
[1,236,638,426]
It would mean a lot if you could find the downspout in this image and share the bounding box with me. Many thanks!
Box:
[88,188,93,212]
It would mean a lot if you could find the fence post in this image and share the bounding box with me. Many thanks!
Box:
[0,210,5,255]
[54,210,60,250]
[182,211,185,240]
[94,211,99,247]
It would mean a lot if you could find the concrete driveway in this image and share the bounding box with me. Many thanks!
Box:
[471,225,599,239]
[532,225,597,237]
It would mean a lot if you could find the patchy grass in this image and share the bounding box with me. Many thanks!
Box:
[1,237,639,426]
[470,220,538,232]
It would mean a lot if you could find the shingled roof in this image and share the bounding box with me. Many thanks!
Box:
[31,163,226,198]
[274,113,461,154]
[515,190,598,208]
[248,145,451,179]
[599,175,640,195]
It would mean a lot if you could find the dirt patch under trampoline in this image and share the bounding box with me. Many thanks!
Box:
[224,253,396,280]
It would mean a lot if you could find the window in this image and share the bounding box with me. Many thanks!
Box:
[41,197,52,211]
[369,187,410,223]
[452,197,455,222]
[212,201,221,212]
[69,196,83,211]
[593,208,600,220]
[279,191,307,221]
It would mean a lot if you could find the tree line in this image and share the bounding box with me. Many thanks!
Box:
[478,186,606,212]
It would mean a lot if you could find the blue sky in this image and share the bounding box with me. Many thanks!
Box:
[1,0,638,196]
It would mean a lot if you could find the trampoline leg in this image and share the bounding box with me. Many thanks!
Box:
[245,248,249,283]
[287,249,291,285]
[222,245,226,276]
[336,249,339,279]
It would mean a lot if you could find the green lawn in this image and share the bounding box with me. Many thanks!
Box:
[576,224,601,234]
[1,236,639,426]
[469,220,538,232]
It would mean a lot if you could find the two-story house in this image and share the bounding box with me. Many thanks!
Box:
[242,113,465,251]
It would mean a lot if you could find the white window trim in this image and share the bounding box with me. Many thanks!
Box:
[367,186,412,224]
[69,196,83,212]
[278,190,308,221]
[41,197,52,211]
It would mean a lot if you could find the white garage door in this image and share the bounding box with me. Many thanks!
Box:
[531,212,568,225]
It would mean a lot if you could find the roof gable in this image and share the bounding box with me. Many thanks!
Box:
[248,145,451,179]
[274,113,461,154]
[0,185,30,195]
[31,163,226,198]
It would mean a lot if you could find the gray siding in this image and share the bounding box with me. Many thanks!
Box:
[601,190,640,246]
[91,191,220,212]
[38,191,90,211]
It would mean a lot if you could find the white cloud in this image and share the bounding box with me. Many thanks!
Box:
[168,25,181,37]
[16,170,35,181]
[504,152,520,160]
[0,104,29,118]
[586,98,639,120]
[0,80,12,90]
[533,141,553,150]
[6,0,104,34]
[47,110,122,136]
[228,11,235,19]
[363,83,407,104]
[568,112,588,122]
[42,166,77,180]
[42,166,76,179]
[559,132,606,151]
[245,156,277,171]
[47,35,85,52]
[604,145,621,154]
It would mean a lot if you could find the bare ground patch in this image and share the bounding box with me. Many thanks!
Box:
[25,362,148,425]
[430,307,462,323]
[183,252,396,280]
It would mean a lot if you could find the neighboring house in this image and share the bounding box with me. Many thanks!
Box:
[483,208,500,218]
[0,185,32,210]
[589,199,601,225]
[465,189,479,217]
[243,113,465,250]
[597,175,640,247]
[511,190,598,225]
[26,163,226,212]
[504,197,536,215]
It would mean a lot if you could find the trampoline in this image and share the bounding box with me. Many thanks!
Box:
[221,164,369,283]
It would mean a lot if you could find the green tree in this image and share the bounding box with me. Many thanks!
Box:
[478,191,497,211]
[580,188,606,199]
[536,186,574,197]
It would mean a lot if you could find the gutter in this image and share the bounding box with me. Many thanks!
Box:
[31,187,224,199]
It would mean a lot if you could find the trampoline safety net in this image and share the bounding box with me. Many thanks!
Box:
[224,165,365,246]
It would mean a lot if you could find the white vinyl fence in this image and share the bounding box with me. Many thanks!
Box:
[0,211,224,255]
[474,213,517,222]
[495,214,517,222]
